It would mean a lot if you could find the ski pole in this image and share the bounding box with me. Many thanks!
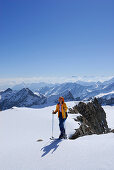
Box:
[51,112,54,139]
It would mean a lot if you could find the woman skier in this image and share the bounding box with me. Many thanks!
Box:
[52,96,68,139]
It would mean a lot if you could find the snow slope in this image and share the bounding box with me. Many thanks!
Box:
[0,102,114,170]
[95,91,114,98]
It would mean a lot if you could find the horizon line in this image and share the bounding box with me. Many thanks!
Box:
[0,75,114,87]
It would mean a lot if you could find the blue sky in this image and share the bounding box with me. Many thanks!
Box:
[0,0,114,80]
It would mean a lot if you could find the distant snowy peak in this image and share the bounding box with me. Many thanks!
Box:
[97,94,114,105]
[17,88,36,97]
[75,80,96,86]
[102,77,114,85]
[0,76,114,110]
[46,90,75,105]
[0,87,75,110]
[1,88,13,96]
[0,88,16,100]
[36,80,114,102]
[12,82,55,91]
[11,77,114,96]
[37,82,85,98]
[0,88,47,110]
[4,88,12,92]
[96,91,114,105]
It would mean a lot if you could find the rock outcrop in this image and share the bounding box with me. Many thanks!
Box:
[69,98,110,139]
[68,105,79,114]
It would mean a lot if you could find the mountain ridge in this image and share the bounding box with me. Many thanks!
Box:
[0,77,114,110]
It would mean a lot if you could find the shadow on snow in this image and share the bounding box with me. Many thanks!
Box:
[41,139,62,157]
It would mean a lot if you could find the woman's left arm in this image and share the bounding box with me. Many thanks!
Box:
[64,103,68,112]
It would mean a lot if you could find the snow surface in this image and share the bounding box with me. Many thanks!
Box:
[0,102,114,170]
[95,91,114,98]
[34,92,41,96]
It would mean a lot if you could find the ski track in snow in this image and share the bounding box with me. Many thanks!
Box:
[0,102,114,170]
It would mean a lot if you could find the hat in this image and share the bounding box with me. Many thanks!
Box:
[58,96,64,103]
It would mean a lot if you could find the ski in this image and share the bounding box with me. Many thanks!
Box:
[50,137,68,140]
[50,137,60,140]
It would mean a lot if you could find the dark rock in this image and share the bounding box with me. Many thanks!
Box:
[68,105,79,114]
[69,98,109,139]
[111,129,114,133]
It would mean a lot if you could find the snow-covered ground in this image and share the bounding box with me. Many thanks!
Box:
[0,101,114,170]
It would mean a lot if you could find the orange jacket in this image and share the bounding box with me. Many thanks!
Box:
[54,102,68,119]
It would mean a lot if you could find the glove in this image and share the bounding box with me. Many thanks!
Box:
[52,110,56,114]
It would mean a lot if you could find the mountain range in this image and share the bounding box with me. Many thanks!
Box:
[0,77,114,110]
